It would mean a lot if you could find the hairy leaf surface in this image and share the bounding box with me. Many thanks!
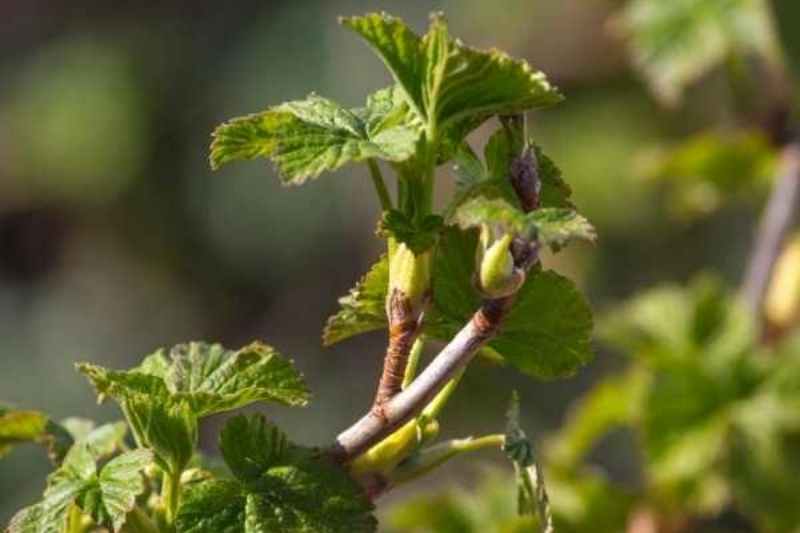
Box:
[177,414,376,533]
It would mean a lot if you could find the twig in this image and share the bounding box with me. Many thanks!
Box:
[372,289,423,408]
[332,294,517,461]
[334,114,542,463]
[741,142,800,319]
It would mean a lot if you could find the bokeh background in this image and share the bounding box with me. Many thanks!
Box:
[1,0,799,527]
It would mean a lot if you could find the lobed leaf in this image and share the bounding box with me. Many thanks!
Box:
[342,12,561,148]
[79,449,153,531]
[210,94,419,184]
[164,341,310,414]
[9,443,152,533]
[177,414,376,533]
[77,341,307,473]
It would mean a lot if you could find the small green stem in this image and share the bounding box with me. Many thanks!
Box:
[390,433,505,485]
[402,336,426,389]
[67,504,84,533]
[368,159,392,211]
[420,367,465,420]
[161,470,182,528]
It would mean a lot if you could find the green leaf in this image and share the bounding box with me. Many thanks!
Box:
[504,392,553,532]
[219,414,289,483]
[9,444,152,533]
[620,0,782,105]
[0,406,73,464]
[340,13,427,119]
[8,482,85,533]
[77,361,195,473]
[177,414,376,533]
[210,94,418,184]
[60,418,128,460]
[452,198,595,252]
[450,135,573,217]
[323,256,389,347]
[79,449,153,531]
[378,210,444,254]
[164,341,310,413]
[427,228,594,379]
[175,479,245,533]
[342,12,561,143]
[78,341,307,472]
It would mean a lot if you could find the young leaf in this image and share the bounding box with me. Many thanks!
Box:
[450,136,573,216]
[78,341,308,473]
[323,256,389,346]
[77,449,153,531]
[77,362,196,473]
[427,228,594,379]
[219,414,289,483]
[177,414,376,533]
[210,94,419,184]
[619,0,782,105]
[9,443,152,533]
[504,392,553,532]
[378,210,444,254]
[164,341,310,413]
[452,198,596,252]
[340,13,427,119]
[60,418,128,460]
[8,483,84,533]
[342,12,561,145]
[0,405,73,464]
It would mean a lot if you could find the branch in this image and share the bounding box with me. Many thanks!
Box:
[331,293,517,461]
[333,119,542,463]
[741,142,800,318]
[372,289,424,407]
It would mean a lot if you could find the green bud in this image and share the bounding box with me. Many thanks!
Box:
[477,232,525,298]
[350,418,420,477]
[389,242,431,310]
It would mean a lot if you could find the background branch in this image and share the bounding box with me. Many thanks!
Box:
[741,141,800,319]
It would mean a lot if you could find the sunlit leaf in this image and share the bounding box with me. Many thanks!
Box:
[210,94,419,183]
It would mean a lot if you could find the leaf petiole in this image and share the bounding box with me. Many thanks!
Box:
[368,159,393,211]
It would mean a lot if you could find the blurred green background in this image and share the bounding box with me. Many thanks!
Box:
[1,0,798,528]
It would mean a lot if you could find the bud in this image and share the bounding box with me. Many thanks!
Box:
[765,233,800,330]
[388,243,432,311]
[476,230,525,298]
